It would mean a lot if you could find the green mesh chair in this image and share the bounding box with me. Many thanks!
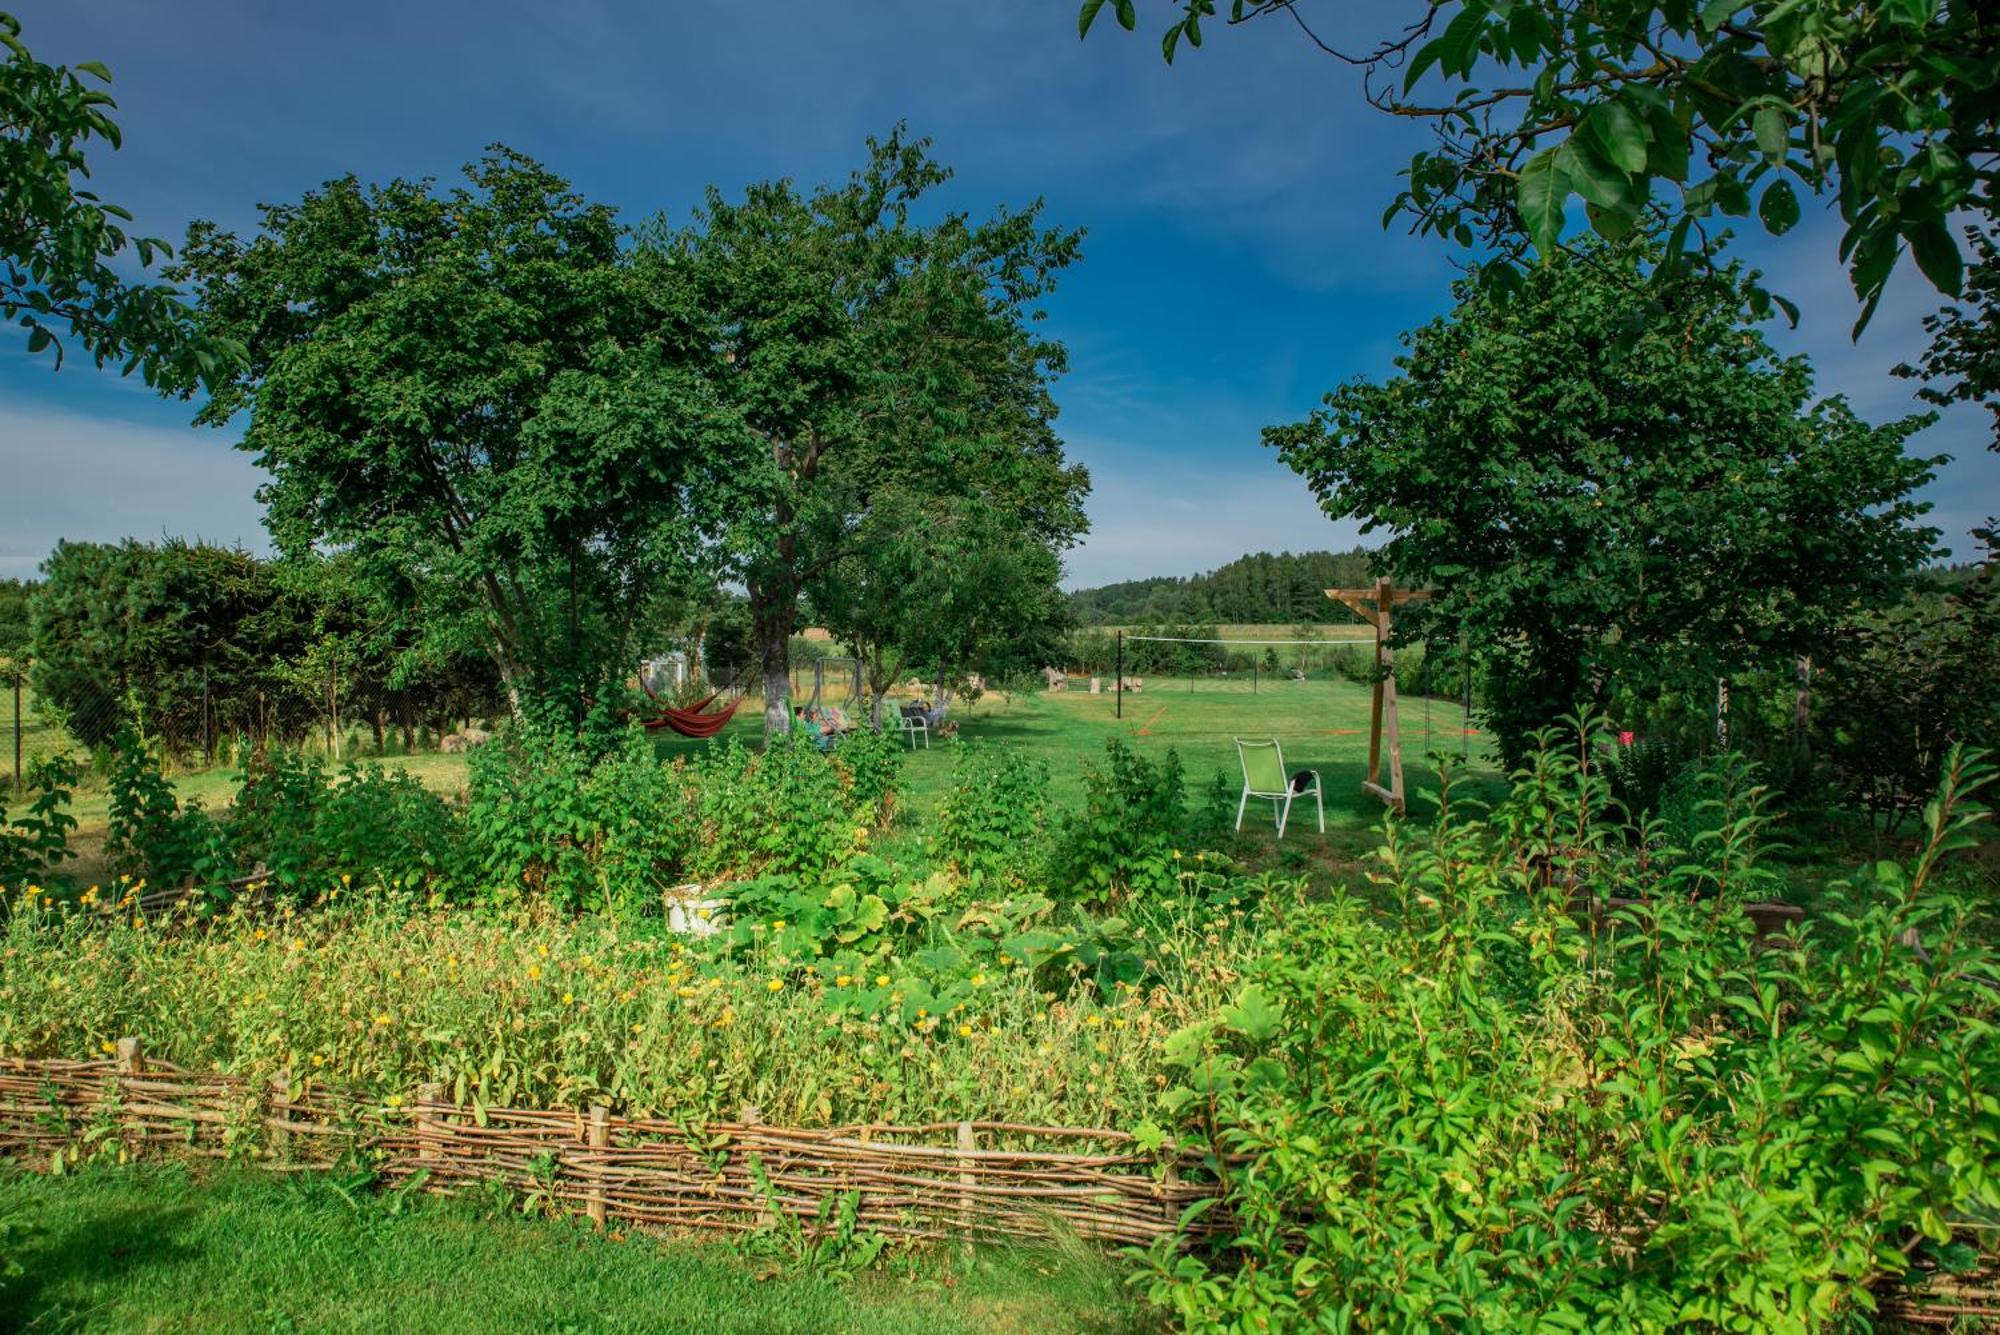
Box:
[1234,737,1322,837]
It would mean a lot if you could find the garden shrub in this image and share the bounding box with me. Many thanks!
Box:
[934,745,1050,890]
[831,724,903,823]
[1138,736,2000,1333]
[465,723,694,915]
[691,738,864,881]
[0,754,78,891]
[1052,738,1187,902]
[234,752,469,901]
[104,729,232,892]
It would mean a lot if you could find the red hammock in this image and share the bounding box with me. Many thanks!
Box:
[637,683,746,739]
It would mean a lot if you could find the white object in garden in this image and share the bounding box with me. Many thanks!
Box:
[664,883,725,936]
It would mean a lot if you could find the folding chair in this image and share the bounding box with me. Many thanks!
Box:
[1234,737,1323,837]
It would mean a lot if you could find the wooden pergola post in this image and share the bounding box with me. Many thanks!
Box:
[1328,578,1430,814]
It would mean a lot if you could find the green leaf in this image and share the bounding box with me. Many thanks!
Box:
[1904,218,1963,296]
[1643,104,1690,181]
[1114,0,1136,31]
[1221,984,1283,1042]
[1078,0,1108,37]
[1587,103,1648,175]
[75,59,112,82]
[1515,147,1568,258]
[1558,138,1634,213]
[1407,2,1487,90]
[1758,178,1801,234]
[1699,0,1741,29]
[1752,105,1789,161]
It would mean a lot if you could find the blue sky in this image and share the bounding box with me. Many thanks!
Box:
[2,1,1993,587]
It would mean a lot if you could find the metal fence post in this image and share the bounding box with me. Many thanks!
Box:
[10,663,20,793]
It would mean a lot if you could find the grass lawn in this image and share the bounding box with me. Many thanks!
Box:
[0,1165,1141,1334]
[29,677,1498,887]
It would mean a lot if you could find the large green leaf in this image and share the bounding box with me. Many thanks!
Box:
[1514,147,1569,258]
[1752,105,1789,161]
[1557,138,1634,213]
[1587,103,1649,175]
[1904,218,1963,297]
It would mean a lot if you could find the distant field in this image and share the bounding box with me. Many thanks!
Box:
[1100,622,1374,640]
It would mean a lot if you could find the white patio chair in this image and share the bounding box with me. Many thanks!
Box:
[1234,737,1322,837]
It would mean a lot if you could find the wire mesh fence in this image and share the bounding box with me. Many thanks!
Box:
[1,651,510,794]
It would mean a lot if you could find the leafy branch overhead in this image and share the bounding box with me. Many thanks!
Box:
[0,10,236,388]
[1080,0,2000,332]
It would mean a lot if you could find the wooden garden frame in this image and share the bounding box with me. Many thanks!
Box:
[1327,578,1430,814]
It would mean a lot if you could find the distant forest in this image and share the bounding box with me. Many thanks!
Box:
[1067,548,1381,625]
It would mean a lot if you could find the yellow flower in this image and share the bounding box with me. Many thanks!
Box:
[311,1054,326,1067]
[341,873,352,886]
[385,1093,403,1108]
[99,1040,115,1054]
[766,978,785,993]
[562,992,575,1005]
[875,974,891,988]
[528,965,542,981]
[373,1013,393,1026]
[1113,1017,1129,1029]
[771,919,786,931]
[537,944,550,958]
[676,986,697,999]
[970,973,987,987]
[1085,1014,1102,1027]
[957,1023,973,1038]
[835,974,853,988]
[630,1023,643,1034]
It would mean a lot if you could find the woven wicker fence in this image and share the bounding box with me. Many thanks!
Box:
[0,1041,1220,1247]
[2,1043,1991,1325]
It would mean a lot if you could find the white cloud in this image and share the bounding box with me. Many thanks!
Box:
[1059,429,1366,588]
[0,401,267,579]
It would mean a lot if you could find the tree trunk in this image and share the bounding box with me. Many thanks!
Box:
[750,579,796,741]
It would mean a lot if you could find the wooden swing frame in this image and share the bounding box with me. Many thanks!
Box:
[1327,578,1431,814]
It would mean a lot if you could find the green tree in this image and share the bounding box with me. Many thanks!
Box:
[166,149,704,708]
[1268,246,1941,762]
[1,11,229,386]
[0,578,30,660]
[642,130,1087,736]
[1079,0,1999,328]
[1898,224,2000,454]
[815,492,1078,722]
[29,539,308,755]
[1813,528,2000,832]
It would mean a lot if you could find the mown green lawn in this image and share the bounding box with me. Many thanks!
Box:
[0,1165,1142,1334]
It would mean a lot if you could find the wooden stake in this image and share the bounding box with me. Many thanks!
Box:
[587,1104,610,1228]
[957,1120,976,1247]
[114,1037,142,1075]
[417,1081,442,1165]
[269,1069,291,1162]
